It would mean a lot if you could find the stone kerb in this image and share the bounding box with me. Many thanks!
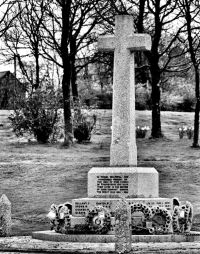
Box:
[0,194,12,236]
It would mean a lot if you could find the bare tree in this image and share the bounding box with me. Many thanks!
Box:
[0,0,21,65]
[93,0,185,138]
[3,0,47,90]
[178,0,200,147]
[39,0,100,145]
[0,0,19,36]
[17,0,47,89]
[42,0,100,99]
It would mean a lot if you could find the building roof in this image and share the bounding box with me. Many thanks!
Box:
[0,71,23,87]
[0,71,11,79]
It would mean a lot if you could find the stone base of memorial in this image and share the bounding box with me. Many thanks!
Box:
[32,166,196,243]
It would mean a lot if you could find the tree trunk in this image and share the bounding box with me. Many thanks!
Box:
[183,1,200,148]
[70,37,79,103]
[192,67,200,147]
[62,66,73,145]
[146,0,163,139]
[35,50,40,90]
[61,0,73,146]
[71,57,80,116]
[150,62,163,138]
[71,56,79,101]
[137,0,146,33]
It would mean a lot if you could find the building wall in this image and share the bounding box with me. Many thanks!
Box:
[0,72,26,109]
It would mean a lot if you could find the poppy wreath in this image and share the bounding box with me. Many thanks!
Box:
[86,206,111,234]
[130,203,152,231]
[131,203,152,219]
[184,201,193,233]
[151,206,172,234]
[172,201,193,233]
[172,206,180,233]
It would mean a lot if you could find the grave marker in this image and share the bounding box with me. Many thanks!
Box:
[115,197,132,253]
[0,194,11,236]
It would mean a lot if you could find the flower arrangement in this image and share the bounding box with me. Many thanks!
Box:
[46,202,72,233]
[172,201,193,233]
[136,126,150,138]
[178,126,194,139]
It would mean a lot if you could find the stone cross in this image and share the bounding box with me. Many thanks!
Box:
[98,15,151,167]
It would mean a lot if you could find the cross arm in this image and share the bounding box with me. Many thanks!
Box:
[127,34,151,51]
[98,35,115,52]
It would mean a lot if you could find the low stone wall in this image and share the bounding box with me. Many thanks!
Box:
[2,236,200,253]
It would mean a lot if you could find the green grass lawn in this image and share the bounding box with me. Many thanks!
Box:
[0,109,200,235]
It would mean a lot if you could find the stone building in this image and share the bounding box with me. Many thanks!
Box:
[0,71,26,109]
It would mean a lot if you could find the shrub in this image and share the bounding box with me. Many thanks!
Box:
[96,92,112,109]
[73,103,97,143]
[161,79,195,112]
[179,95,195,112]
[135,84,151,110]
[161,92,182,111]
[9,88,61,143]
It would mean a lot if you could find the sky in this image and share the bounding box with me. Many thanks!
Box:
[0,63,14,72]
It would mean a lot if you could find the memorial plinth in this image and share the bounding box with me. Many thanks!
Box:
[88,167,159,198]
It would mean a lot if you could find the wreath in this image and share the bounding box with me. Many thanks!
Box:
[172,206,180,233]
[130,203,152,232]
[172,201,193,233]
[151,206,172,234]
[86,206,111,234]
[47,202,72,234]
[185,201,193,232]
